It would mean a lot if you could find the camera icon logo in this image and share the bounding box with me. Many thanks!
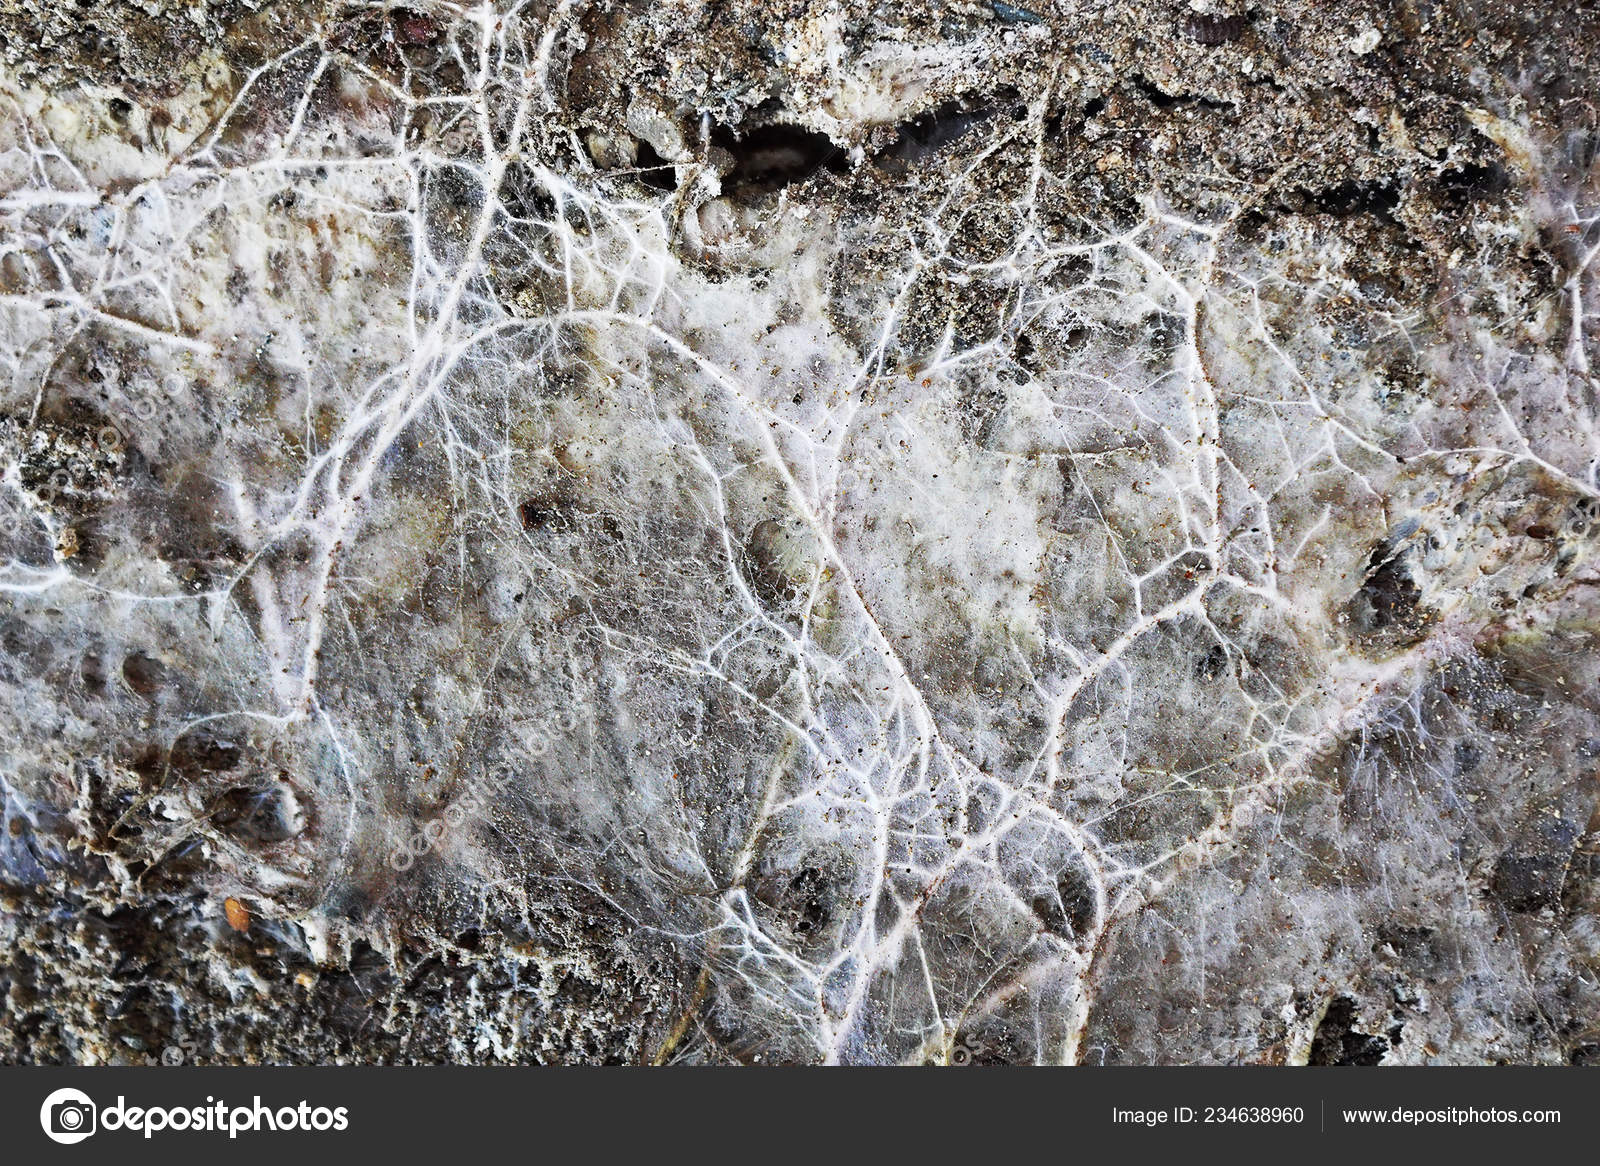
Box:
[39,1088,97,1144]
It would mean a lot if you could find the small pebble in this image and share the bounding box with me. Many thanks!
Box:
[223,897,251,933]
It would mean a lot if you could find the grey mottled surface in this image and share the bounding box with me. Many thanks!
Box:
[1,0,1599,1065]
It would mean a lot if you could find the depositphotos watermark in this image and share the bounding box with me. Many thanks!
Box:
[143,1035,200,1066]
[388,706,585,871]
[39,1087,349,1143]
[388,767,513,871]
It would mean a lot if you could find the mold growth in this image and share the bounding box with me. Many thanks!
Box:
[0,0,1598,1066]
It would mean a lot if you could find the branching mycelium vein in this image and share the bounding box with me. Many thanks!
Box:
[1,1,1598,1064]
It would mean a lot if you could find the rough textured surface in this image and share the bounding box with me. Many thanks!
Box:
[1,0,1598,1065]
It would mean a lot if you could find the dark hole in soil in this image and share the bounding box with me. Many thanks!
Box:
[1131,76,1178,109]
[1439,161,1510,204]
[122,651,166,696]
[714,122,846,197]
[212,785,305,844]
[170,733,243,774]
[788,867,831,934]
[1303,179,1401,220]
[633,139,678,191]
[1309,996,1388,1065]
[1349,547,1424,640]
[881,100,994,167]
[1196,643,1228,681]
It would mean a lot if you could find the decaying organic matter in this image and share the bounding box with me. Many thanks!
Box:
[2,0,1598,1065]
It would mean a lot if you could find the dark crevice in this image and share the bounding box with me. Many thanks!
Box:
[1128,74,1236,113]
[713,122,846,197]
[1300,179,1401,221]
[1131,75,1178,109]
[881,100,996,167]
[1196,643,1229,681]
[1439,161,1510,204]
[1351,549,1421,631]
[1309,996,1389,1066]
[787,868,830,935]
[633,139,678,192]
